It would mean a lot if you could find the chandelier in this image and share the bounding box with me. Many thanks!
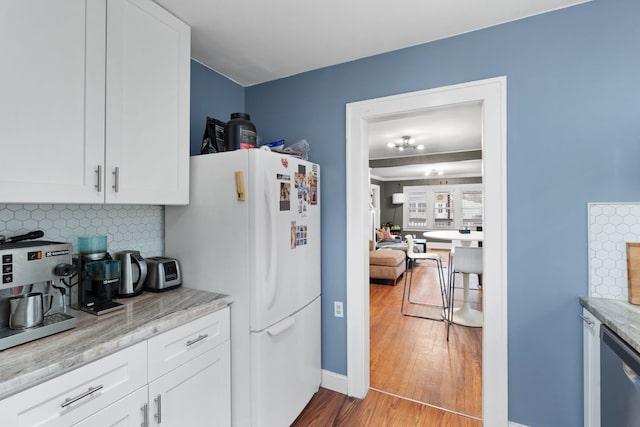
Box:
[387,135,424,151]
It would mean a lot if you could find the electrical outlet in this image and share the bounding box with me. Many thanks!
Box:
[334,301,343,318]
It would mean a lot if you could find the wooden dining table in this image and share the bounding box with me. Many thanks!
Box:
[423,230,484,327]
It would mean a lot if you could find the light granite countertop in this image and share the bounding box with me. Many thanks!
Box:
[0,287,233,400]
[579,297,640,353]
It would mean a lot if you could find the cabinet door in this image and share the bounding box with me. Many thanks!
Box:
[148,342,231,427]
[0,0,106,204]
[105,0,190,205]
[71,386,148,427]
[582,308,601,427]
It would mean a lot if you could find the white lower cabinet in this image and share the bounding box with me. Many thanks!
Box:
[0,308,231,427]
[148,343,231,426]
[147,308,231,427]
[72,386,148,427]
[582,308,601,427]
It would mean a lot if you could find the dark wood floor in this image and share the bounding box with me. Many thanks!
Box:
[291,387,482,427]
[293,251,483,426]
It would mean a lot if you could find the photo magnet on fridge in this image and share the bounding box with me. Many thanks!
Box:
[280,182,290,211]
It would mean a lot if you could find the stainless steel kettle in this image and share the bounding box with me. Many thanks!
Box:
[115,251,147,297]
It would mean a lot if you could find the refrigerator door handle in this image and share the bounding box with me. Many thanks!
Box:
[266,316,295,336]
[264,171,278,309]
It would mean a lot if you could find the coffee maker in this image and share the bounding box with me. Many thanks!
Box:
[0,234,77,350]
[72,236,124,315]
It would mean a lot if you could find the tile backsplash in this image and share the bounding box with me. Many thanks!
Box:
[588,203,640,300]
[0,204,164,257]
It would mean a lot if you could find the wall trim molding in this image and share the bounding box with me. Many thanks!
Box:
[321,369,348,394]
[345,76,509,426]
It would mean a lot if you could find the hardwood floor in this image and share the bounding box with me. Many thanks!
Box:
[293,250,483,426]
[370,252,483,418]
[291,387,482,427]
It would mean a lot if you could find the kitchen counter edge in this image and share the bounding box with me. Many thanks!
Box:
[0,287,233,400]
[579,296,640,353]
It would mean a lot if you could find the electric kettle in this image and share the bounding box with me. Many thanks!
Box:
[115,250,147,297]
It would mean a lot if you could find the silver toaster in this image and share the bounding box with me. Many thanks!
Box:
[143,257,182,291]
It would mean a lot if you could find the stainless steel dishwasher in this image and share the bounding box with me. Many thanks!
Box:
[600,325,640,426]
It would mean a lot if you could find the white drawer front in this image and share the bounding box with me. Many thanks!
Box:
[148,307,230,381]
[71,386,148,427]
[0,341,147,427]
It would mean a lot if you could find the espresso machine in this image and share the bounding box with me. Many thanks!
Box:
[0,232,77,351]
[71,236,124,315]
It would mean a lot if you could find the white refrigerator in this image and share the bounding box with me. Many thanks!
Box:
[165,149,321,427]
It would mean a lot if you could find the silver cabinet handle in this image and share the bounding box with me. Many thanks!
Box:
[60,384,104,408]
[580,314,595,326]
[141,402,148,427]
[95,165,102,192]
[154,394,162,423]
[186,334,208,346]
[112,166,120,192]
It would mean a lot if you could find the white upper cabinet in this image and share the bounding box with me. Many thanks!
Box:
[0,0,190,205]
[0,0,106,204]
[105,0,190,205]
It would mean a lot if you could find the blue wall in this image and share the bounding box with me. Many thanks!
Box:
[241,0,640,425]
[191,0,640,424]
[189,60,244,155]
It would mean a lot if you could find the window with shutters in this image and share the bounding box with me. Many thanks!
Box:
[462,190,483,227]
[406,189,428,228]
[401,184,482,231]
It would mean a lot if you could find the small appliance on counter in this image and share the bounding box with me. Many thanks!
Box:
[0,231,77,351]
[143,257,181,292]
[71,236,124,315]
[115,250,147,297]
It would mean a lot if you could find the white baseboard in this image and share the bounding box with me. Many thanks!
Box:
[509,422,530,427]
[321,369,348,394]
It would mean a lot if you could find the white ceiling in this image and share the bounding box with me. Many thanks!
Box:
[154,0,587,180]
[155,0,588,87]
[368,102,482,160]
[369,102,483,181]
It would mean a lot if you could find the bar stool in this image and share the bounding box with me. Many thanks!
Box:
[447,246,483,339]
[401,235,447,321]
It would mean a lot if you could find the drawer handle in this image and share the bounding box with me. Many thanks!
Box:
[580,314,594,326]
[60,384,104,408]
[186,334,208,346]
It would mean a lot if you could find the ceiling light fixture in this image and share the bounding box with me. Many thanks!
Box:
[387,135,424,151]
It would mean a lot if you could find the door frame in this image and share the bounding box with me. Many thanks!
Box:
[345,76,508,425]
[369,183,381,240]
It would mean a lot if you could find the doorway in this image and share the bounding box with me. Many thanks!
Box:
[345,77,508,426]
